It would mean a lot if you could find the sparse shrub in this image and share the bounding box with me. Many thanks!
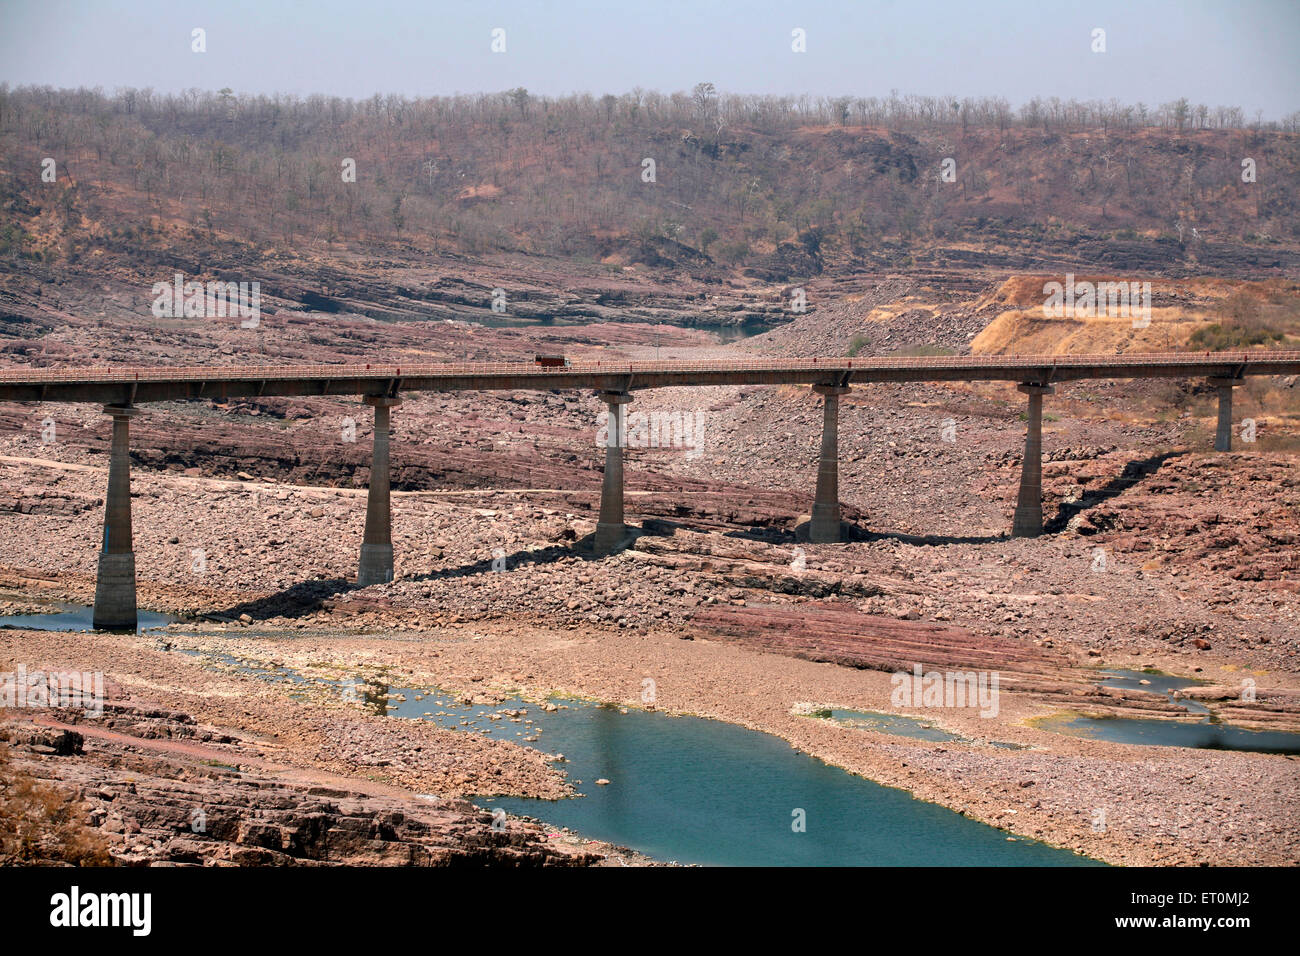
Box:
[1187,290,1292,350]
[0,223,28,257]
[0,742,113,866]
[893,344,957,357]
[697,227,719,256]
[791,702,833,718]
[715,239,751,265]
[1188,323,1284,350]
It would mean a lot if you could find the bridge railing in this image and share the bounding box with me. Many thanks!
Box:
[2,350,1299,385]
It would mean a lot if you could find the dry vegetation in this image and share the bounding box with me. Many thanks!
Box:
[1188,285,1300,349]
[0,740,113,866]
[2,86,1298,276]
[970,277,1300,355]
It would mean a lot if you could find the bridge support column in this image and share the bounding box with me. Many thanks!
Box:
[594,391,633,555]
[92,404,140,630]
[810,384,851,543]
[1012,384,1054,538]
[357,395,401,586]
[1209,378,1238,452]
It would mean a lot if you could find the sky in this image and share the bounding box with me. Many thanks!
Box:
[1,0,1297,117]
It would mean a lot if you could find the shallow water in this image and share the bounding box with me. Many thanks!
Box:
[1036,669,1300,755]
[1,609,1103,864]
[1037,713,1300,754]
[460,315,774,345]
[812,708,1026,749]
[1096,669,1211,715]
[825,708,966,743]
[700,320,775,343]
[0,603,174,633]
[387,692,1095,866]
[164,648,1098,865]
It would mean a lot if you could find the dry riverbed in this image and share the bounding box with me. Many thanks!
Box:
[6,612,1295,866]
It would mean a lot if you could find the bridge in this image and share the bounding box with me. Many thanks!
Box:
[2,350,1297,629]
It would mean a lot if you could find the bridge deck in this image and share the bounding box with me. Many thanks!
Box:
[1,351,1298,404]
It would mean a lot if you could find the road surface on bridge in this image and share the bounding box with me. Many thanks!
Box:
[2,351,1299,404]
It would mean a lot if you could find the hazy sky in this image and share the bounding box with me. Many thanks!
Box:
[2,0,1297,117]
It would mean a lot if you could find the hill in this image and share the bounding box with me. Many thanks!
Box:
[2,86,1299,286]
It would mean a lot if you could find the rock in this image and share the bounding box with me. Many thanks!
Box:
[0,702,609,867]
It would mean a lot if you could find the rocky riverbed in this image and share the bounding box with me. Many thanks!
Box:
[2,276,1297,866]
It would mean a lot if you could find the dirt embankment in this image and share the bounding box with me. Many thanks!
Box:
[971,276,1300,355]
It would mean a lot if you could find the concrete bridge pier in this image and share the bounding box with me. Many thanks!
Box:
[1012,384,1054,538]
[594,391,633,555]
[92,404,140,630]
[810,384,851,543]
[357,395,401,586]
[1209,378,1239,452]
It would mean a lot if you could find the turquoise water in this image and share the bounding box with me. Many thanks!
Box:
[385,692,1097,867]
[0,609,1101,864]
[1039,712,1300,754]
[163,649,1098,866]
[808,709,1025,749]
[1038,669,1300,755]
[825,708,966,743]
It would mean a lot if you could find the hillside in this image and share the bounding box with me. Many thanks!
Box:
[970,276,1300,354]
[2,86,1299,291]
